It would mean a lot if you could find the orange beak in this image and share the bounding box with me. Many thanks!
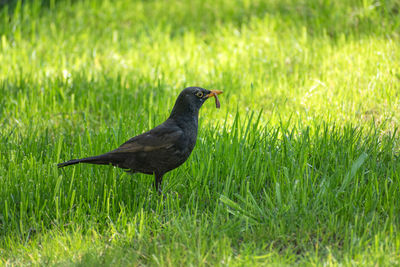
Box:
[206,90,223,109]
[205,90,223,98]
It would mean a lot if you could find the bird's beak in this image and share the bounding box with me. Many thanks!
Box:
[205,90,223,98]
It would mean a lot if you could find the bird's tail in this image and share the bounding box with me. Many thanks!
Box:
[57,154,123,168]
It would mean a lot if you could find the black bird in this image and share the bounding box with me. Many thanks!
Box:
[58,87,223,192]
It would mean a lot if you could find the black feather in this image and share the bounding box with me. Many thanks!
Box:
[57,87,221,192]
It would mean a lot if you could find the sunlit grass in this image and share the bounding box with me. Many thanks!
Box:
[0,0,399,265]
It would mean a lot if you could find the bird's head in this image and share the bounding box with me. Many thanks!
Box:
[169,87,223,119]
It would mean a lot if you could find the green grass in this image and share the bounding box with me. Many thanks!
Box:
[1,0,400,265]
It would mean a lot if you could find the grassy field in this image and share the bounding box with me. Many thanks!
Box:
[0,0,399,265]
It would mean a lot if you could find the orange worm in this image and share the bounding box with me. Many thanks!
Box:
[214,94,220,108]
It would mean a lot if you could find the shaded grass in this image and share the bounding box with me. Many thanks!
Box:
[2,114,400,265]
[0,0,400,265]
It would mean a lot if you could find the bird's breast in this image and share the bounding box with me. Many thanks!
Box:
[175,132,197,155]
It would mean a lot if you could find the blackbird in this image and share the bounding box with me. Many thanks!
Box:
[58,87,223,192]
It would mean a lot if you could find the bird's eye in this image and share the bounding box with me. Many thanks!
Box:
[195,92,204,98]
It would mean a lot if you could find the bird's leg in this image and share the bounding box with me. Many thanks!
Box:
[154,172,164,194]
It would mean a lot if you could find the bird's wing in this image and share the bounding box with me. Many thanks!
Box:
[110,124,184,154]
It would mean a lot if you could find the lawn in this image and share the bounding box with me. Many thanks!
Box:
[0,0,399,265]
